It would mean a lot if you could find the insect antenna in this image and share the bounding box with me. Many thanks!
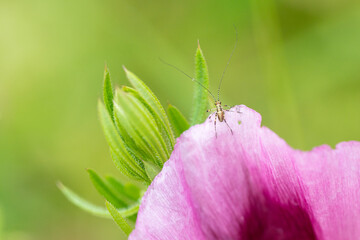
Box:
[217,25,238,101]
[159,58,216,101]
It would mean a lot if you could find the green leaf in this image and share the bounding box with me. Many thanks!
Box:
[98,101,150,183]
[191,42,210,125]
[57,182,111,218]
[87,169,126,208]
[123,67,175,149]
[167,104,190,138]
[106,201,133,236]
[103,65,114,120]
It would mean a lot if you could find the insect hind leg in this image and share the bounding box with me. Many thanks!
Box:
[225,108,242,114]
[223,118,233,135]
[223,105,242,114]
[214,113,218,138]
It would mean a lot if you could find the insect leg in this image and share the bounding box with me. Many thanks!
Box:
[214,113,218,138]
[225,109,242,114]
[207,110,216,120]
[223,105,237,111]
[223,118,233,135]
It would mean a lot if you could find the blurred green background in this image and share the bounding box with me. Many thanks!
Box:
[0,0,359,239]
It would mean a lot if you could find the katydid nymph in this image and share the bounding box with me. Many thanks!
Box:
[161,27,241,138]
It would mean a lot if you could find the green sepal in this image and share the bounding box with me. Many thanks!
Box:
[167,104,190,138]
[57,182,111,218]
[87,169,126,208]
[106,201,133,236]
[191,42,210,125]
[58,182,139,218]
[98,101,150,183]
[109,149,150,185]
[123,86,174,155]
[121,90,169,162]
[105,176,141,204]
[113,90,156,163]
[143,161,162,181]
[123,67,175,148]
[114,89,168,166]
[112,104,150,169]
[103,65,114,120]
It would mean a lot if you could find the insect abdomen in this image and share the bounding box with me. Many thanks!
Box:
[218,111,225,122]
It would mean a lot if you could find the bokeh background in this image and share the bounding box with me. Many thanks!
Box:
[1,0,359,239]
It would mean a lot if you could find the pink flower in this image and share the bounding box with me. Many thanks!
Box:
[129,105,360,240]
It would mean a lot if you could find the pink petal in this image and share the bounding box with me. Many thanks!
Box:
[129,150,206,239]
[295,141,360,239]
[129,105,360,240]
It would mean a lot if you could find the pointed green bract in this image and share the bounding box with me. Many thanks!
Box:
[98,101,150,183]
[110,148,144,181]
[57,182,139,218]
[58,182,139,219]
[123,86,174,154]
[57,182,111,218]
[116,203,140,218]
[113,89,170,168]
[116,90,169,164]
[87,169,126,208]
[112,104,150,167]
[114,97,160,167]
[143,161,162,181]
[103,65,114,120]
[167,104,190,137]
[106,201,133,236]
[123,67,175,148]
[191,43,210,125]
[105,176,141,203]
